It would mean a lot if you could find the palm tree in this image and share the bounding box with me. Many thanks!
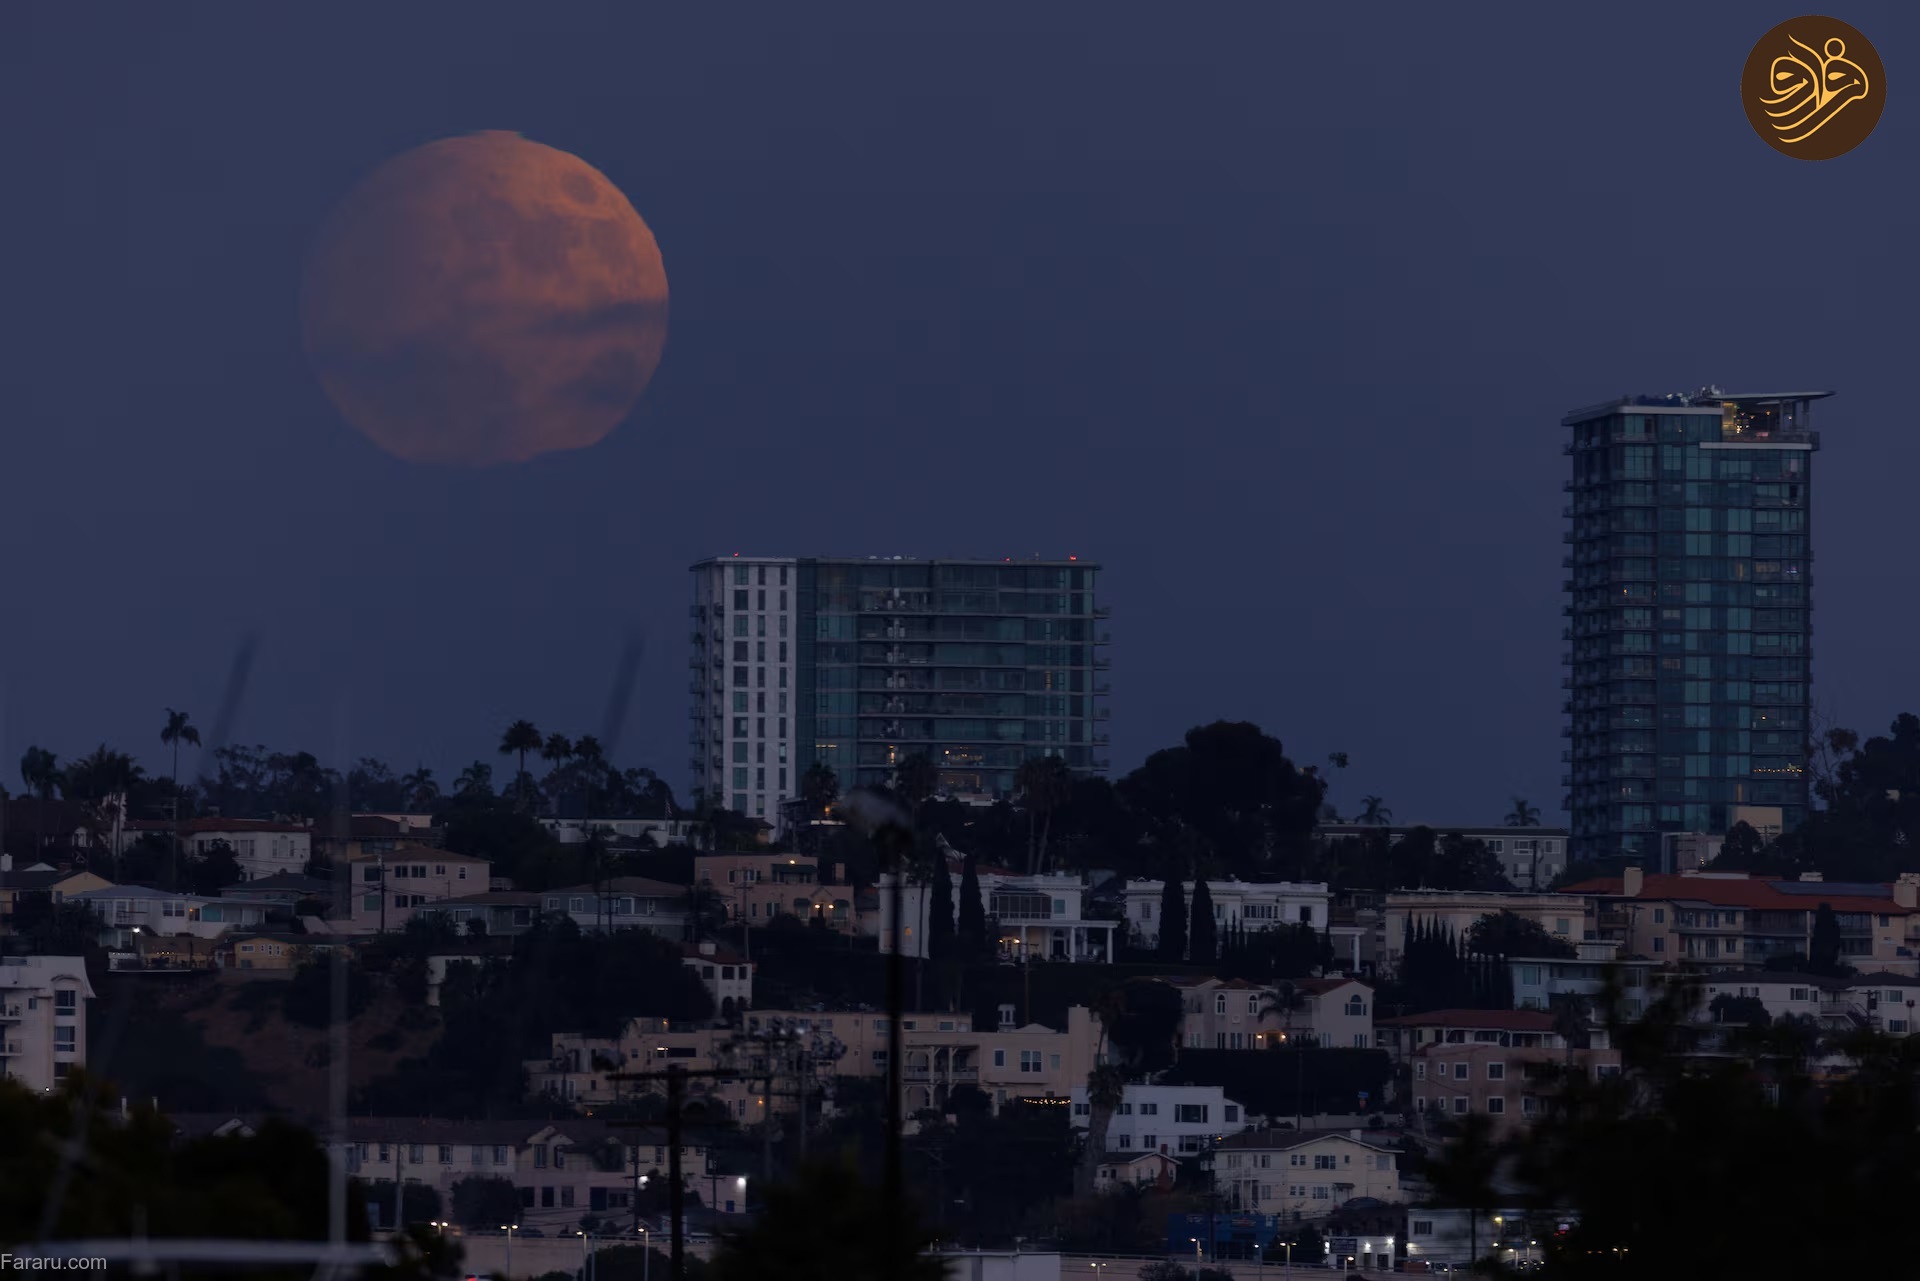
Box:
[539,732,574,813]
[1504,797,1541,828]
[1357,796,1393,826]
[1260,980,1308,1045]
[159,709,200,794]
[497,720,541,809]
[401,767,439,810]
[1015,754,1074,875]
[572,735,608,818]
[159,709,200,890]
[19,746,62,801]
[454,761,494,799]
[1077,983,1133,1197]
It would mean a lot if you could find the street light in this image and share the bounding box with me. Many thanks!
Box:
[500,1224,519,1280]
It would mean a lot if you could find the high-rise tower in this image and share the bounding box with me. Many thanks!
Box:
[1563,388,1819,866]
[690,555,1109,823]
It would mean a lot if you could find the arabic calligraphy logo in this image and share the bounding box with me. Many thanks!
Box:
[1743,17,1885,160]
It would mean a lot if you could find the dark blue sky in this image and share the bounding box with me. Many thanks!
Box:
[1,2,1913,824]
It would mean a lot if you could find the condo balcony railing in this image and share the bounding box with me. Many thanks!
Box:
[0,1006,20,1021]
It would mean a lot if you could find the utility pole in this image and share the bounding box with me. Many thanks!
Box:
[605,1063,741,1281]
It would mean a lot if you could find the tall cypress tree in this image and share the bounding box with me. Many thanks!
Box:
[927,848,955,960]
[1158,875,1188,962]
[1190,876,1218,965]
[957,848,986,955]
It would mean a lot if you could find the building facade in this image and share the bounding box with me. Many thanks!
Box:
[688,555,1110,820]
[1410,1040,1623,1137]
[1171,976,1375,1050]
[1123,879,1331,954]
[877,865,1118,963]
[1316,824,1570,890]
[1068,1082,1251,1158]
[1564,388,1820,864]
[0,955,94,1089]
[1213,1129,1402,1223]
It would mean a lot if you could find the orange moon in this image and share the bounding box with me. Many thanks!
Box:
[301,131,669,466]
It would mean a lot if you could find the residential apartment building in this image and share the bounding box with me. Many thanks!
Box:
[533,1004,1103,1121]
[1564,388,1820,864]
[1374,1009,1583,1068]
[537,877,689,936]
[1382,890,1597,976]
[1123,879,1331,954]
[1170,976,1374,1050]
[688,555,1110,821]
[1317,824,1570,891]
[1509,954,1660,1019]
[1068,1082,1250,1158]
[122,818,311,881]
[343,1118,721,1231]
[696,852,836,925]
[878,864,1118,963]
[341,850,491,934]
[0,955,94,1089]
[1214,1129,1401,1222]
[1410,1040,1623,1137]
[1567,866,1920,972]
[218,873,334,911]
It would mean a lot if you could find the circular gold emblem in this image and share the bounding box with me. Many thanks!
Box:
[1742,16,1884,160]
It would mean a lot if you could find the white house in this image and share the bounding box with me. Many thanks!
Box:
[539,877,689,936]
[1697,970,1850,1025]
[1068,1082,1250,1157]
[877,865,1117,964]
[1168,976,1374,1050]
[1844,972,1920,1036]
[0,955,94,1090]
[1122,879,1331,954]
[121,818,312,882]
[681,940,754,1018]
[1509,954,1661,1020]
[69,886,279,943]
[1213,1128,1402,1223]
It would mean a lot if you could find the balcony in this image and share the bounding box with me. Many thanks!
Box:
[0,1005,20,1022]
[1093,657,1111,670]
[1093,682,1111,694]
[902,1063,979,1083]
[0,1041,19,1057]
[1093,605,1111,618]
[1094,707,1111,720]
[1094,631,1111,645]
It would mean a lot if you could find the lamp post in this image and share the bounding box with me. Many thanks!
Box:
[500,1224,518,1279]
[639,1226,649,1281]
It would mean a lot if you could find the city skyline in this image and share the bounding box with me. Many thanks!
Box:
[3,3,1916,827]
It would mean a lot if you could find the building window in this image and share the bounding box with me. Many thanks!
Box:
[1020,1050,1042,1073]
[1175,1103,1210,1123]
[54,990,77,1013]
[1215,994,1227,1015]
[1452,1096,1468,1114]
[1488,1062,1505,1081]
[1487,1097,1506,1114]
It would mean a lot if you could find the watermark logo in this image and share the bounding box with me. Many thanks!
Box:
[1743,16,1885,159]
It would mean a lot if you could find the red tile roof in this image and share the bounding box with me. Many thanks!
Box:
[1376,1008,1556,1031]
[1561,873,1909,916]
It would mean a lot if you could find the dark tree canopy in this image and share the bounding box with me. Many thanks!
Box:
[1157,876,1188,962]
[1466,910,1577,961]
[1188,876,1217,964]
[1117,722,1325,878]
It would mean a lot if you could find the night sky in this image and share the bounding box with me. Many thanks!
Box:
[1,2,1912,825]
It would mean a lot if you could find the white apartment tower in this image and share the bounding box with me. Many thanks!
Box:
[690,556,801,824]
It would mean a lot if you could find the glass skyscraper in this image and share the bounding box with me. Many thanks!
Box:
[1562,388,1819,865]
[690,555,1109,818]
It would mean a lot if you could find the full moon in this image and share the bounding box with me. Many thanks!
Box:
[301,131,669,466]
